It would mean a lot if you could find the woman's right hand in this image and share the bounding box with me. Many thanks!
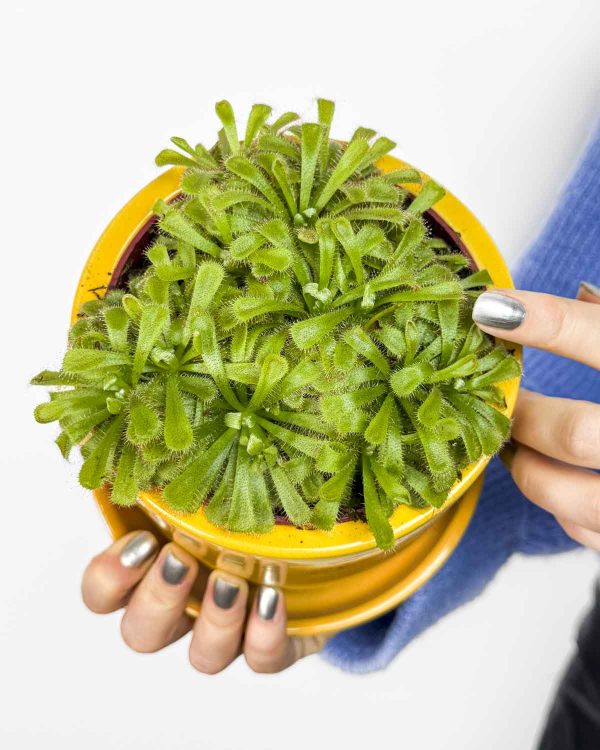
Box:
[472,281,600,550]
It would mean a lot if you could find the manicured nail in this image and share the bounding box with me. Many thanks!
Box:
[257,586,279,621]
[161,552,189,585]
[499,441,517,471]
[579,280,600,298]
[120,531,158,568]
[213,577,240,609]
[472,292,526,330]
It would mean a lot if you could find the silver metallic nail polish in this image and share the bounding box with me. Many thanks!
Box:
[472,292,526,330]
[161,552,189,585]
[213,577,240,609]
[580,280,600,298]
[120,531,158,568]
[257,586,279,621]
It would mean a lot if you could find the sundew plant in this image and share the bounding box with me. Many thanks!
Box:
[33,100,520,549]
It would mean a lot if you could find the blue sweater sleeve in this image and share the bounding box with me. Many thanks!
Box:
[323,124,600,673]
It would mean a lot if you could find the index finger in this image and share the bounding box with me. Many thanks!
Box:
[81,530,159,614]
[472,289,600,370]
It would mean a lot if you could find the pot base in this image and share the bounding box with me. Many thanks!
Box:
[92,478,480,635]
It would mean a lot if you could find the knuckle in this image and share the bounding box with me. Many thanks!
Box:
[189,649,225,675]
[560,408,600,464]
[82,595,112,615]
[145,583,182,613]
[542,299,571,349]
[208,610,245,631]
[244,641,286,674]
[244,653,276,674]
[81,558,117,614]
[512,455,535,501]
[81,555,103,588]
[204,600,246,630]
[120,616,159,654]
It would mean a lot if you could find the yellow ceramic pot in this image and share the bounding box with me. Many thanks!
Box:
[74,155,520,636]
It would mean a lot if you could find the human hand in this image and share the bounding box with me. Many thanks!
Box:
[81,532,326,673]
[473,281,600,550]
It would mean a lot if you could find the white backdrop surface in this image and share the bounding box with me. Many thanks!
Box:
[2,1,600,748]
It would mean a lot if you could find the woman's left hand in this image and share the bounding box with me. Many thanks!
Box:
[473,281,600,550]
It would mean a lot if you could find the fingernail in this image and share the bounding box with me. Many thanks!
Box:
[213,577,240,609]
[257,586,279,621]
[161,552,189,585]
[120,531,158,568]
[579,280,600,298]
[472,292,526,330]
[499,441,517,470]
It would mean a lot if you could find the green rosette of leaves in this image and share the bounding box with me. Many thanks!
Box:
[32,99,520,550]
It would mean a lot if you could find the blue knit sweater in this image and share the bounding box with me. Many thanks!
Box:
[324,124,600,673]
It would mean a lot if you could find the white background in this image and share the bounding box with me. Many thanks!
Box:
[2,1,600,748]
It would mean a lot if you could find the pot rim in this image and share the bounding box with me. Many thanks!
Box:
[73,155,521,561]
